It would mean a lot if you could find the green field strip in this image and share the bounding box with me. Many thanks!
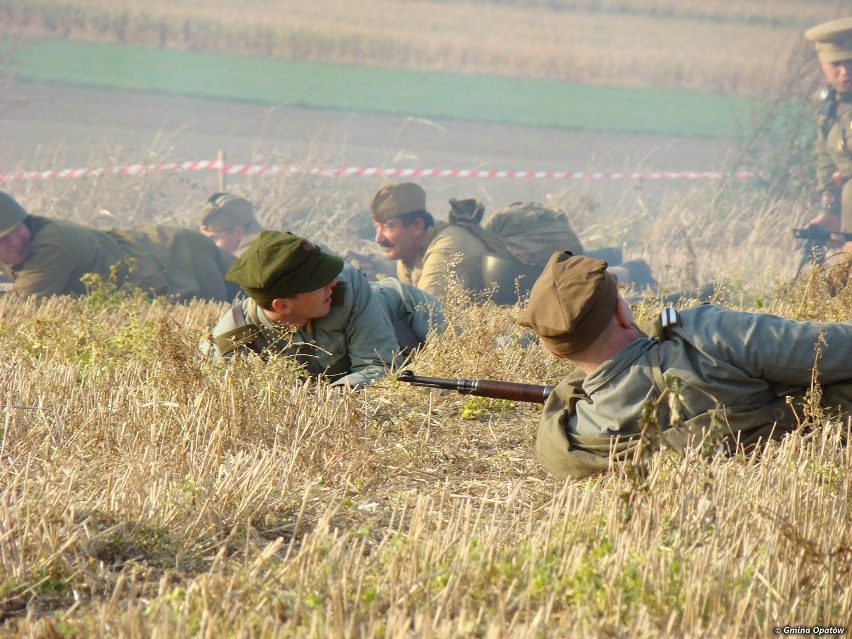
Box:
[9,40,758,137]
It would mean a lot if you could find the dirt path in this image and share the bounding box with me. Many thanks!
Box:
[1,80,735,209]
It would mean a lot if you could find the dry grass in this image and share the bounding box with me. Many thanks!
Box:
[0,266,849,636]
[1,136,851,636]
[2,0,849,95]
[1,7,851,633]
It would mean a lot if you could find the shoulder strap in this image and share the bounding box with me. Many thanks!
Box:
[214,303,264,355]
[818,86,840,139]
[646,306,680,395]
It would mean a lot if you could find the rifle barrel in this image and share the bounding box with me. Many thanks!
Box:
[398,370,553,403]
[793,227,852,242]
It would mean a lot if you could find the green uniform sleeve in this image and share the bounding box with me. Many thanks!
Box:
[536,369,623,480]
[370,277,445,342]
[332,269,400,388]
[816,125,841,201]
[686,308,852,386]
[12,222,88,296]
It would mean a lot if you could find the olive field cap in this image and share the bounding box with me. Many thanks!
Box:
[517,252,618,355]
[200,192,255,232]
[226,230,344,306]
[805,17,852,63]
[371,182,427,223]
[0,191,29,238]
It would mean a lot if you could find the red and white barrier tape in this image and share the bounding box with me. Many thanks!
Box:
[0,161,756,183]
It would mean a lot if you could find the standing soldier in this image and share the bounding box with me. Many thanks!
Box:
[198,193,265,257]
[804,17,852,254]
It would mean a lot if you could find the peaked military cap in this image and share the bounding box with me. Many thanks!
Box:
[371,182,427,223]
[200,193,255,232]
[517,252,618,355]
[0,191,29,238]
[805,17,852,63]
[226,231,343,306]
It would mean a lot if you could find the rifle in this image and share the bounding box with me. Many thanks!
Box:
[792,227,852,279]
[398,370,553,404]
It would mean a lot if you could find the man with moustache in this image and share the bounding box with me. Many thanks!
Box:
[370,182,661,301]
[207,230,444,388]
[371,182,489,298]
[517,252,852,480]
[0,190,237,301]
[804,17,852,254]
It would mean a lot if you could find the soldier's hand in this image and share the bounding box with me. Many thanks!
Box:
[809,210,841,231]
[805,213,845,248]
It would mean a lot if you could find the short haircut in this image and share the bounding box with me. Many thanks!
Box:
[398,210,434,228]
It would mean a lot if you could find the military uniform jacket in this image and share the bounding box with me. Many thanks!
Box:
[814,86,852,199]
[538,305,852,480]
[208,265,444,388]
[396,222,488,298]
[2,216,234,301]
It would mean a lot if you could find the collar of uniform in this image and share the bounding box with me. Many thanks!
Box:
[416,221,447,260]
[582,337,655,395]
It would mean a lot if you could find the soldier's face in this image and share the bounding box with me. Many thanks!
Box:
[0,222,33,265]
[287,278,338,323]
[200,225,245,254]
[822,59,852,93]
[373,217,424,263]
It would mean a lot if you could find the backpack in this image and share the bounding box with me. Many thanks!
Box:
[446,199,585,303]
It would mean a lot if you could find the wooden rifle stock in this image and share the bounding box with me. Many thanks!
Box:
[398,370,553,404]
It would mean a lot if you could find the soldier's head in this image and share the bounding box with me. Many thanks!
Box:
[226,231,344,327]
[518,252,638,368]
[370,182,435,263]
[199,193,257,254]
[0,191,33,266]
[806,17,852,93]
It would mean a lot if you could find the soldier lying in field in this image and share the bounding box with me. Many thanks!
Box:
[0,190,238,302]
[518,252,852,480]
[205,230,445,389]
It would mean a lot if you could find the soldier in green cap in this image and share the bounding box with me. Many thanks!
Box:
[0,190,237,301]
[518,252,852,480]
[199,192,265,257]
[804,17,852,253]
[371,182,489,298]
[206,230,444,388]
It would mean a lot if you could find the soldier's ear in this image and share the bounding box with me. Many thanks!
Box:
[614,299,633,329]
[411,216,426,236]
[270,298,292,315]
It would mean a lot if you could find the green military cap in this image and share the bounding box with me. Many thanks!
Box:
[517,252,617,356]
[226,230,343,306]
[200,192,255,232]
[805,17,852,63]
[0,191,29,238]
[371,182,427,223]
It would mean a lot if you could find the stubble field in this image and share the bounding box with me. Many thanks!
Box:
[1,1,852,637]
